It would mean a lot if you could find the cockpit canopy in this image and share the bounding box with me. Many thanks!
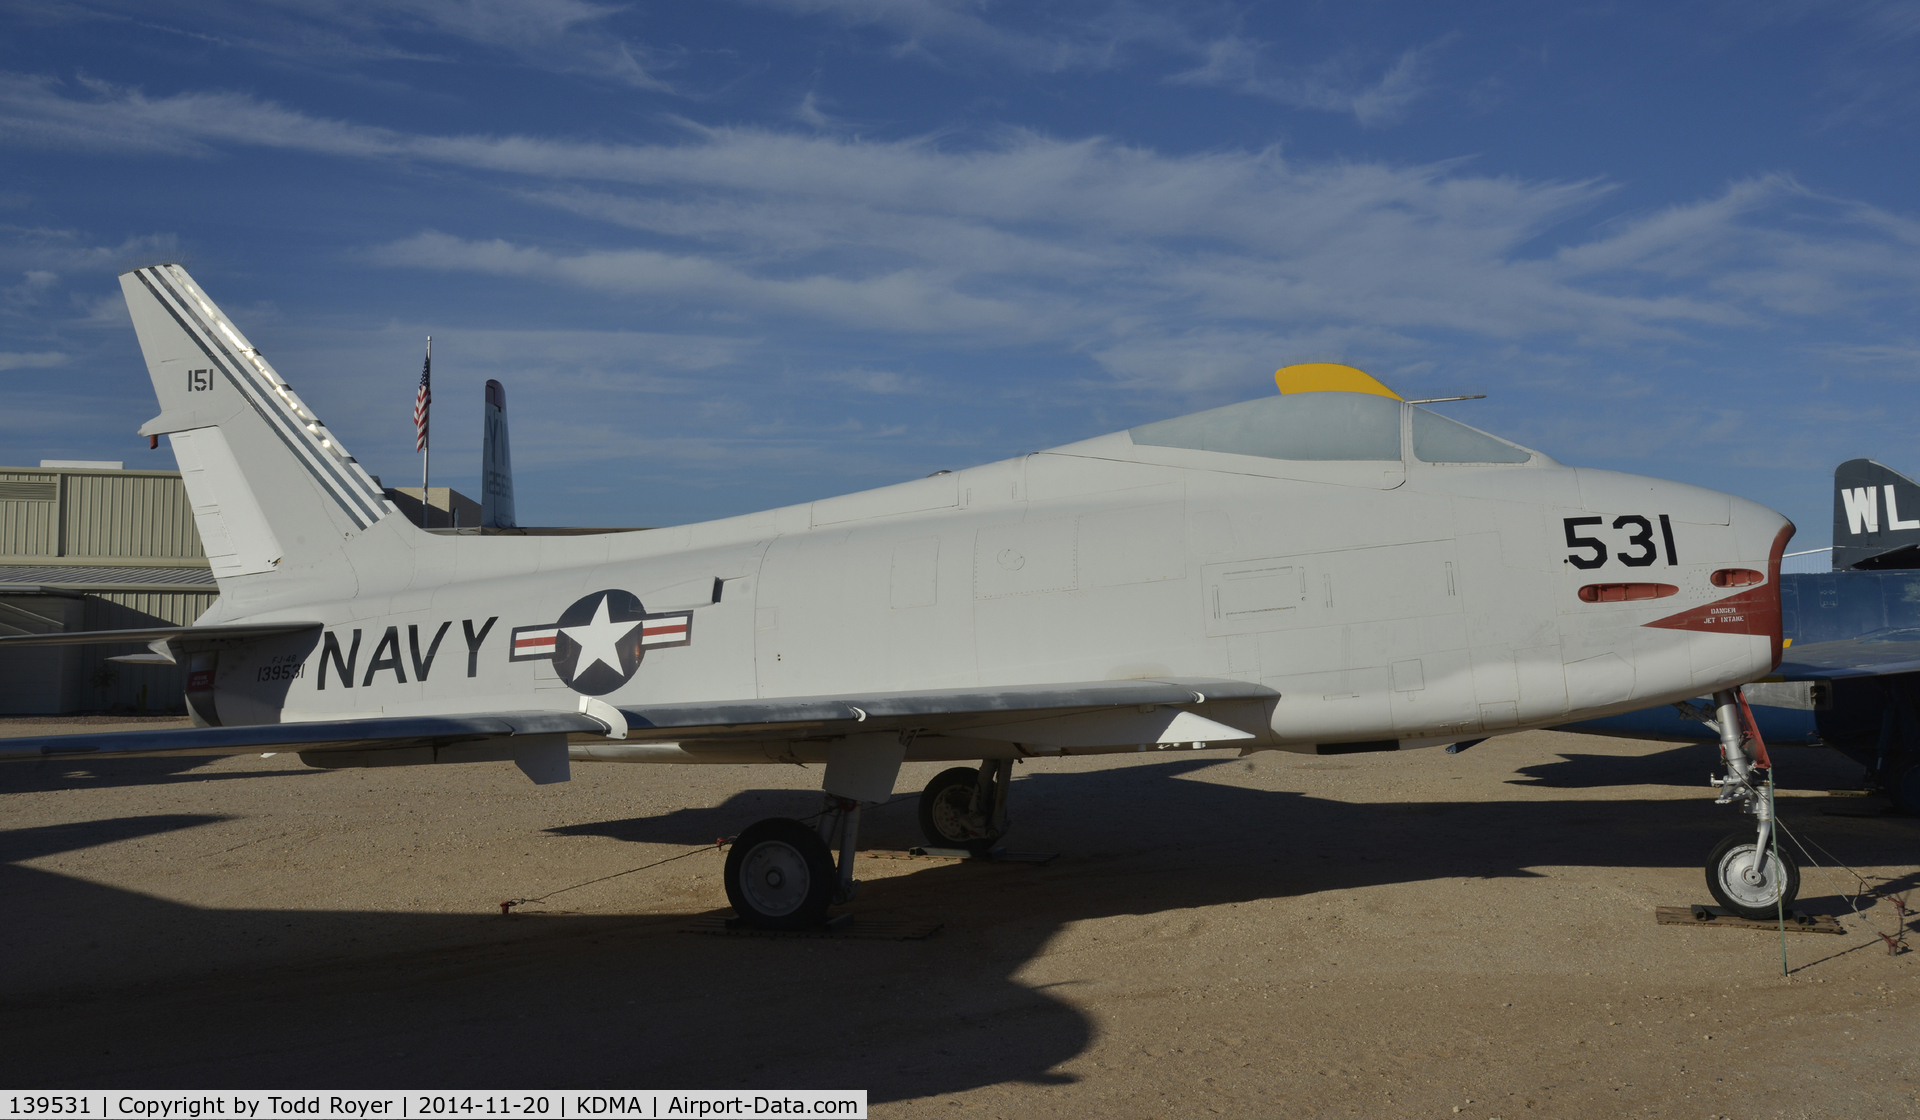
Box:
[1128,392,1536,465]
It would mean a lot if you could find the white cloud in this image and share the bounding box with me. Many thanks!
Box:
[39,0,675,90]
[1166,34,1452,126]
[365,231,1048,334]
[0,227,178,327]
[748,0,1169,73]
[748,3,1447,122]
[822,367,925,393]
[6,73,1917,429]
[0,350,71,369]
[1816,341,1920,379]
[3,269,60,308]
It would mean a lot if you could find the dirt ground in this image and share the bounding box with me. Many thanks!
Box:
[1,717,1913,1118]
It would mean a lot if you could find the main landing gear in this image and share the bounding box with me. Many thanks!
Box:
[918,760,1011,855]
[723,795,869,930]
[1702,687,1800,920]
[722,756,1016,929]
[722,818,837,930]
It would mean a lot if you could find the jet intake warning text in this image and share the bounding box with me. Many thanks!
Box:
[3,1094,865,1120]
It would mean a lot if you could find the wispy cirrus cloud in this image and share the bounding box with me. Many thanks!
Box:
[0,349,70,369]
[746,0,1175,73]
[23,0,676,89]
[1166,34,1452,127]
[752,1,1451,123]
[6,72,1916,401]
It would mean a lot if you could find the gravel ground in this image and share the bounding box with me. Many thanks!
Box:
[1,717,1913,1118]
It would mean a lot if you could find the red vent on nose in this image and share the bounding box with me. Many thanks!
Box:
[1578,583,1679,603]
[1711,568,1764,587]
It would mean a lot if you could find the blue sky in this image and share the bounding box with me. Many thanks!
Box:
[1,1,1915,564]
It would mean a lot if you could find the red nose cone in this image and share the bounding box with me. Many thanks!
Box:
[1644,523,1795,669]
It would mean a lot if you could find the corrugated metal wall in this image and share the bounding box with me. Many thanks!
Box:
[2,466,213,713]
[0,471,61,556]
[64,473,204,558]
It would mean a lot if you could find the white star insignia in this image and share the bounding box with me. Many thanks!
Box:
[561,594,640,678]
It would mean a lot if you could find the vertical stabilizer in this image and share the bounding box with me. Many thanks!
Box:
[122,265,396,590]
[1832,458,1920,570]
[482,378,516,529]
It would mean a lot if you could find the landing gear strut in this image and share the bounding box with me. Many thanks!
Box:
[723,733,908,929]
[918,760,1010,855]
[1703,687,1800,919]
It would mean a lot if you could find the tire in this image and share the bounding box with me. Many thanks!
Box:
[918,766,1000,855]
[724,818,836,930]
[1705,831,1801,920]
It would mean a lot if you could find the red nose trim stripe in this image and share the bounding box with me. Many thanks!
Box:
[1643,523,1794,668]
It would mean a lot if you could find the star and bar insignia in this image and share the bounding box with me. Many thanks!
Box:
[510,589,692,696]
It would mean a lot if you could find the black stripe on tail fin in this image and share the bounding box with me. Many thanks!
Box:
[121,264,398,586]
[1832,458,1920,570]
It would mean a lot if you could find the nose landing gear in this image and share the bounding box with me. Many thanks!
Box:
[1703,687,1800,920]
[1706,830,1801,919]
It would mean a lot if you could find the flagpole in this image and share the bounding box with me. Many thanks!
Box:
[421,336,431,526]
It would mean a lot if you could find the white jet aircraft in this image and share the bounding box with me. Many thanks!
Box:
[0,265,1796,928]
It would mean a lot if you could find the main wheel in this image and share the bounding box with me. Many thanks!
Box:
[1705,831,1800,920]
[724,818,836,930]
[918,766,1001,855]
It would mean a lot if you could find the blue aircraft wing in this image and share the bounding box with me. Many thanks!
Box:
[1771,629,1920,681]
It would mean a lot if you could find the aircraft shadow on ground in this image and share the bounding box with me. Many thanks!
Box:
[0,813,231,864]
[1509,741,1869,791]
[2,758,1913,1099]
[0,755,319,793]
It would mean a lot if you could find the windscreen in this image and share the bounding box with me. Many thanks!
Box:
[1128,392,1403,461]
[1410,407,1532,464]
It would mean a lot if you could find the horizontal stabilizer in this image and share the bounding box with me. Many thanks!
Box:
[0,622,320,648]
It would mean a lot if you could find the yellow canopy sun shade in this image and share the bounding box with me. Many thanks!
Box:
[1274,363,1402,400]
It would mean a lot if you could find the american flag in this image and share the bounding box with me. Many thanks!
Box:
[413,347,431,452]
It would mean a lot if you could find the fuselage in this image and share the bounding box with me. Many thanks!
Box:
[193,391,1791,760]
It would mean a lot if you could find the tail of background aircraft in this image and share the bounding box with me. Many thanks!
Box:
[481,378,516,529]
[1832,458,1920,570]
[121,265,398,591]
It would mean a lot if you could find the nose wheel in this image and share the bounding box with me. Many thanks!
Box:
[1705,831,1801,920]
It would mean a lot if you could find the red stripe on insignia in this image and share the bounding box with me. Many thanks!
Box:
[515,635,556,649]
[642,621,685,635]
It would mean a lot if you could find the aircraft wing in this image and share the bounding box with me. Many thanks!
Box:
[0,623,321,647]
[1771,630,1920,681]
[0,678,1276,761]
[1,710,603,759]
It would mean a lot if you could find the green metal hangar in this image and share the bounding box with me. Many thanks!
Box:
[0,462,215,715]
